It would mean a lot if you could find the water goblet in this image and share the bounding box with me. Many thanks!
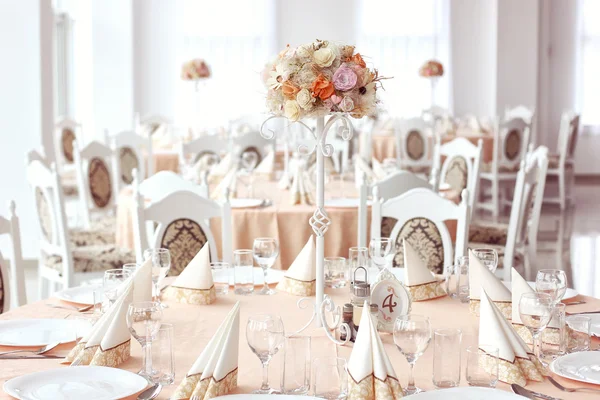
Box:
[472,248,498,273]
[535,269,568,305]
[519,292,552,360]
[369,237,395,270]
[393,314,432,395]
[126,301,163,380]
[122,263,139,277]
[103,269,131,307]
[253,238,279,295]
[241,151,259,197]
[247,314,285,394]
[143,248,171,308]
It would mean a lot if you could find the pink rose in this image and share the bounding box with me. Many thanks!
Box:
[339,96,355,112]
[322,98,334,110]
[332,64,358,91]
[330,94,342,105]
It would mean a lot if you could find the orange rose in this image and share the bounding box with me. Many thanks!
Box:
[310,74,335,100]
[347,53,366,68]
[282,81,300,99]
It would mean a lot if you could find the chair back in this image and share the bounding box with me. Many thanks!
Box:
[109,130,152,193]
[232,130,273,164]
[371,187,469,274]
[134,113,172,136]
[179,134,228,165]
[556,111,580,164]
[395,117,433,170]
[54,117,81,172]
[0,201,26,309]
[492,116,531,171]
[131,187,232,275]
[505,105,536,147]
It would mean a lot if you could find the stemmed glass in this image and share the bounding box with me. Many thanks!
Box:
[535,269,568,305]
[253,238,280,295]
[519,292,552,360]
[126,301,163,380]
[143,248,171,309]
[247,314,285,394]
[393,314,432,395]
[369,237,395,270]
[241,150,259,198]
[103,269,132,307]
[472,248,498,273]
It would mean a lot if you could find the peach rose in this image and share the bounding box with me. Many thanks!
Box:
[346,53,366,68]
[282,81,300,99]
[310,74,335,100]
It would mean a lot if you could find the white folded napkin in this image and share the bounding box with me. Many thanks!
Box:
[209,153,234,179]
[290,157,313,205]
[165,243,216,305]
[479,290,545,386]
[211,167,238,201]
[371,157,386,180]
[468,250,511,318]
[132,258,153,302]
[254,151,275,179]
[402,240,445,301]
[354,155,377,183]
[347,300,403,400]
[172,302,240,400]
[277,236,316,296]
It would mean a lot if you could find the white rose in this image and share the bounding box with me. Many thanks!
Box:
[284,100,301,121]
[313,48,336,67]
[339,96,355,112]
[296,44,313,58]
[296,89,313,110]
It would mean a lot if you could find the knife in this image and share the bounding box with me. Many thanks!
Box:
[511,383,563,400]
[0,355,63,360]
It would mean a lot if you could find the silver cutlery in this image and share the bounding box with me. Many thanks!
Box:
[137,383,162,400]
[511,383,563,400]
[0,342,60,357]
[547,375,600,394]
[562,300,586,306]
[566,310,600,315]
[0,354,63,360]
[46,303,95,312]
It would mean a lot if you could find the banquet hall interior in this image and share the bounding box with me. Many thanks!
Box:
[1,0,600,399]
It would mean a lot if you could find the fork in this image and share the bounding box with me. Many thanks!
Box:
[0,342,60,357]
[547,375,600,393]
[46,303,94,312]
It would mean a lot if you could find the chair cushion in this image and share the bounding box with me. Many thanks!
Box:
[63,184,79,197]
[468,222,508,246]
[69,228,115,247]
[480,162,520,173]
[42,245,136,275]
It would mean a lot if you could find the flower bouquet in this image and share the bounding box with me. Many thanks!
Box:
[181,59,211,81]
[419,60,444,78]
[263,39,386,121]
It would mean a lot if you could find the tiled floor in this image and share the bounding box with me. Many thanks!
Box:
[19,180,600,306]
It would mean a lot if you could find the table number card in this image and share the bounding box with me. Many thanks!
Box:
[370,269,411,333]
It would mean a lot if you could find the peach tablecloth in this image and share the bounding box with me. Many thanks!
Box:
[2,290,599,399]
[371,134,495,163]
[152,151,180,174]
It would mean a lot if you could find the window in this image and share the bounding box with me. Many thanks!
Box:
[175,0,276,128]
[577,0,600,129]
[53,11,75,118]
[357,0,451,117]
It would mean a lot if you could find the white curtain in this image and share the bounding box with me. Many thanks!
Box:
[356,0,451,118]
[577,0,600,130]
[174,0,275,129]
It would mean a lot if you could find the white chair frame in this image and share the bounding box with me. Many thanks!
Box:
[232,130,274,161]
[179,134,228,166]
[357,171,432,248]
[0,201,26,309]
[131,188,232,266]
[433,137,483,217]
[371,188,470,274]
[73,140,117,229]
[395,117,434,173]
[109,130,152,194]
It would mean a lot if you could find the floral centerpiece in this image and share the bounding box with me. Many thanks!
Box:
[263,40,385,121]
[419,60,444,78]
[181,59,211,81]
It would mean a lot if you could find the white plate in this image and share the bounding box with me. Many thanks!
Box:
[3,366,148,400]
[582,313,600,337]
[215,396,322,400]
[404,387,522,399]
[502,280,578,301]
[550,351,600,385]
[0,319,91,347]
[230,198,264,209]
[54,285,103,305]
[229,267,285,287]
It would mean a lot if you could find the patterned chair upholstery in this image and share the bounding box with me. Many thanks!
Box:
[0,260,5,314]
[42,245,136,275]
[468,222,508,246]
[118,147,140,185]
[442,156,468,193]
[160,218,208,276]
[61,127,76,163]
[480,128,522,172]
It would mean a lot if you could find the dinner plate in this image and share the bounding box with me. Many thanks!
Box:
[403,387,521,399]
[54,284,103,305]
[229,267,285,287]
[550,351,600,385]
[229,198,265,209]
[582,313,600,337]
[3,366,148,400]
[0,319,91,347]
[502,280,578,301]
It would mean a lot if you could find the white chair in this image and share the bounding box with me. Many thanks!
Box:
[179,134,228,165]
[134,113,173,136]
[470,146,549,281]
[371,187,470,275]
[357,171,432,248]
[138,170,208,201]
[477,117,531,218]
[27,160,135,298]
[422,105,451,126]
[232,130,274,164]
[73,140,117,229]
[395,117,434,176]
[0,201,26,309]
[504,105,535,145]
[131,186,232,275]
[544,111,580,209]
[108,130,152,195]
[54,117,82,197]
[432,137,483,217]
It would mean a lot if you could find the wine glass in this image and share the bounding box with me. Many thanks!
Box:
[143,248,171,309]
[253,238,279,295]
[369,237,395,270]
[472,248,498,273]
[519,292,552,360]
[126,301,163,380]
[393,314,432,395]
[535,269,568,305]
[103,269,131,307]
[241,150,259,198]
[247,314,285,394]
